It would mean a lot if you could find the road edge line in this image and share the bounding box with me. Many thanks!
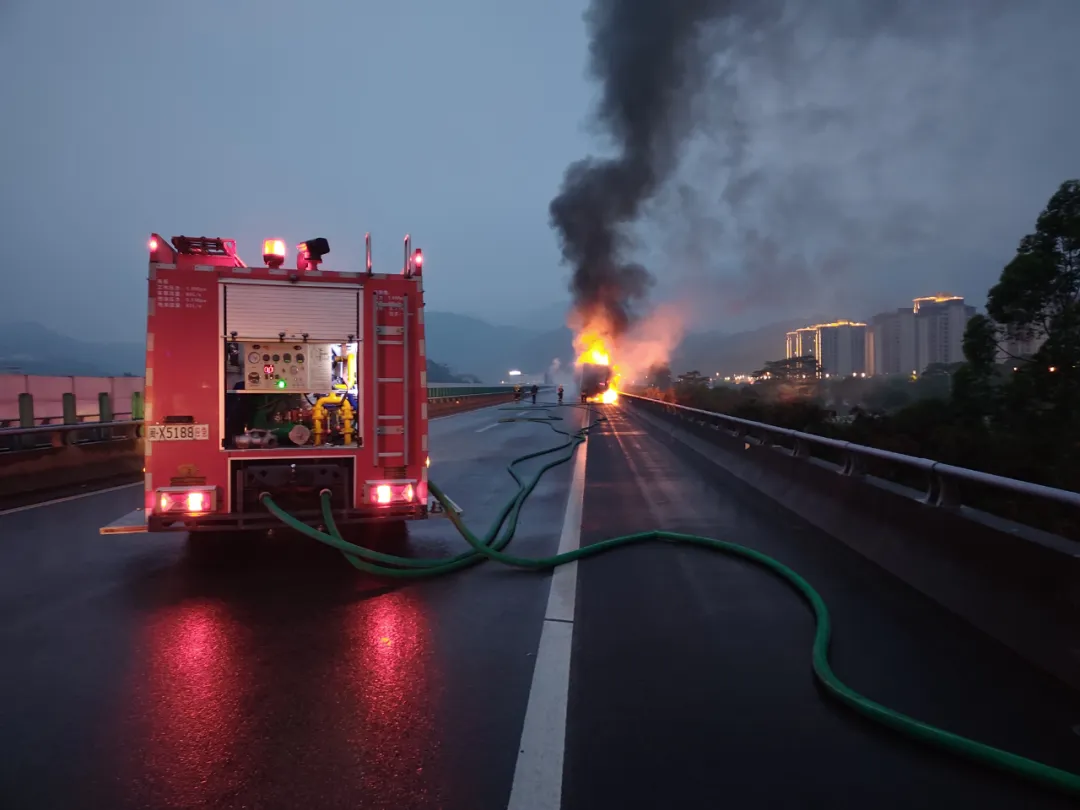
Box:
[506,409,589,810]
[0,481,143,517]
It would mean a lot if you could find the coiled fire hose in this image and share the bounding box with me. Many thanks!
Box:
[259,403,1080,799]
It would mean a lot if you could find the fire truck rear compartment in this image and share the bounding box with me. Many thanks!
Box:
[233,457,353,515]
[223,338,361,451]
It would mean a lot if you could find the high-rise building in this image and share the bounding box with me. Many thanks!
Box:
[786,321,867,376]
[784,327,818,359]
[867,294,975,376]
[814,321,867,377]
[913,294,976,371]
[867,308,916,376]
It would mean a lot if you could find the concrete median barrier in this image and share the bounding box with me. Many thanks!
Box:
[0,438,145,498]
[427,391,515,416]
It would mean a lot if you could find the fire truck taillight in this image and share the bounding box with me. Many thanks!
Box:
[368,482,416,506]
[155,485,217,515]
[263,239,287,269]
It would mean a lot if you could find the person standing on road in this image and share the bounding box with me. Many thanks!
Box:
[557,385,564,404]
[531,384,538,404]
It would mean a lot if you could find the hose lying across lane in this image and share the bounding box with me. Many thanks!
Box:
[259,401,1080,799]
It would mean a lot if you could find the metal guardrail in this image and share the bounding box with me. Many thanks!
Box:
[621,392,1080,512]
[0,386,551,448]
[0,419,143,438]
[0,411,135,428]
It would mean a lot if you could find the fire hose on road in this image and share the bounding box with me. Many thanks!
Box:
[260,403,1080,799]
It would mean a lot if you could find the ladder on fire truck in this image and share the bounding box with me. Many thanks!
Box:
[370,237,415,476]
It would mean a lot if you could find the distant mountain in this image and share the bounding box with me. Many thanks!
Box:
[0,322,144,376]
[476,299,572,329]
[423,311,571,383]
[424,310,820,382]
[673,316,829,377]
[0,317,529,382]
[0,312,825,383]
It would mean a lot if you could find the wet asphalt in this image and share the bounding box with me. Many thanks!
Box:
[563,405,1080,810]
[2,401,1079,809]
[0,403,581,810]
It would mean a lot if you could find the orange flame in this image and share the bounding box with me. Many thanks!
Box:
[572,315,620,403]
[576,337,611,368]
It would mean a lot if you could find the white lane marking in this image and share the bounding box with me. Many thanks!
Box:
[476,422,500,433]
[0,482,142,517]
[507,412,589,810]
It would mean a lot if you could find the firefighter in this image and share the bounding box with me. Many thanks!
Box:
[530,384,538,404]
[513,384,522,402]
[557,384,564,404]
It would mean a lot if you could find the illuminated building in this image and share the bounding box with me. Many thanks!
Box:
[786,321,867,376]
[784,326,819,360]
[868,294,975,375]
[814,321,867,377]
[913,294,975,371]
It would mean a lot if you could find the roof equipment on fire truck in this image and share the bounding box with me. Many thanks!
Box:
[262,239,287,269]
[365,232,373,274]
[296,237,330,271]
[402,234,424,278]
[172,235,237,257]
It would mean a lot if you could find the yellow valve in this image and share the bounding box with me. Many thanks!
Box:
[340,398,355,445]
[312,401,326,446]
[312,392,346,446]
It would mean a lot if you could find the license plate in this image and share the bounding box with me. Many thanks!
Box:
[147,424,210,441]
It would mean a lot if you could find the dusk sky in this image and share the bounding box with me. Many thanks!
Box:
[2,0,1078,343]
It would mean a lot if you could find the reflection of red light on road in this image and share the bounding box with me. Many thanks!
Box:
[343,590,441,796]
[120,601,248,807]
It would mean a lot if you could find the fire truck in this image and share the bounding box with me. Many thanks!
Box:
[101,232,446,536]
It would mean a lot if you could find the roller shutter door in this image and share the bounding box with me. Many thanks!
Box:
[223,283,361,341]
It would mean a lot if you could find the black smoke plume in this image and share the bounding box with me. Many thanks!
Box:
[550,0,760,339]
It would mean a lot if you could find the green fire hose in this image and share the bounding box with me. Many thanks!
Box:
[259,403,1080,799]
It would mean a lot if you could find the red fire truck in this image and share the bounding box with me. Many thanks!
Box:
[101,232,443,536]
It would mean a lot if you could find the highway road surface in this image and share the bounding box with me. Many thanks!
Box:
[2,401,1079,809]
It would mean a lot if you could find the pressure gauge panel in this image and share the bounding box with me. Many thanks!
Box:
[239,341,332,393]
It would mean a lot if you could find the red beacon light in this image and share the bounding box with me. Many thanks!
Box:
[263,239,287,269]
[413,248,424,274]
[147,233,175,263]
